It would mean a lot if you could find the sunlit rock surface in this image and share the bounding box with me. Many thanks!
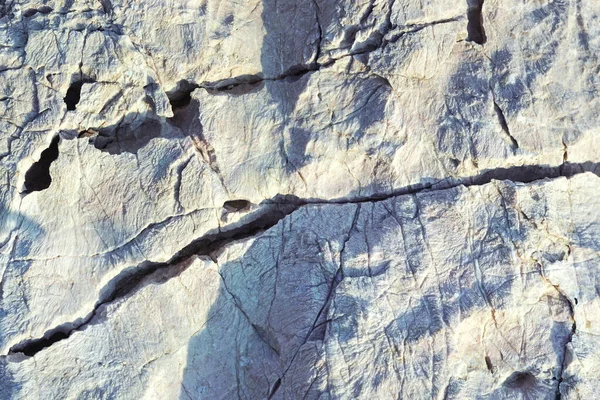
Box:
[0,0,598,398]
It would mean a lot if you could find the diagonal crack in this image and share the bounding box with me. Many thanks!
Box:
[5,159,599,358]
[268,205,361,399]
[6,202,298,357]
[216,269,281,357]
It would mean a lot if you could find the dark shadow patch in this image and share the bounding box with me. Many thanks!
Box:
[485,355,494,372]
[22,6,52,17]
[268,378,281,399]
[23,136,60,194]
[493,100,518,149]
[90,120,164,155]
[10,330,68,356]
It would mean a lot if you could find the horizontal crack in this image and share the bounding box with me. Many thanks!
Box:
[7,202,298,357]
[166,15,463,100]
[263,161,600,207]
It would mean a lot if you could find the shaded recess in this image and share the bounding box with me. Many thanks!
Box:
[64,81,84,110]
[467,0,486,44]
[23,136,60,193]
[167,80,199,110]
[223,199,251,212]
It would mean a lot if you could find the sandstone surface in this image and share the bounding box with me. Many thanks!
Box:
[0,0,598,398]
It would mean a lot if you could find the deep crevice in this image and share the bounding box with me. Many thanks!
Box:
[262,162,600,207]
[167,80,199,110]
[268,378,282,400]
[64,81,86,111]
[8,160,599,357]
[22,136,60,194]
[467,0,486,45]
[553,288,576,400]
[484,355,494,373]
[165,16,458,98]
[7,203,298,357]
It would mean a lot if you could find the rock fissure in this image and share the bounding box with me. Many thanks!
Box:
[492,98,519,150]
[263,161,600,207]
[6,203,298,358]
[5,160,597,357]
[466,0,486,44]
[165,15,462,99]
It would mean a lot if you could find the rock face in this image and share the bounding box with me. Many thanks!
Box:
[0,0,598,398]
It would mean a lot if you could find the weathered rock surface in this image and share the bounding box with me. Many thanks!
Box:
[0,0,598,398]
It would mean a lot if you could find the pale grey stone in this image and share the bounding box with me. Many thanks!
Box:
[0,0,598,398]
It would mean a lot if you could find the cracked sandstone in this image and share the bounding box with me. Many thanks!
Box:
[6,202,298,357]
[268,205,361,399]
[490,92,519,150]
[165,15,462,97]
[6,161,598,357]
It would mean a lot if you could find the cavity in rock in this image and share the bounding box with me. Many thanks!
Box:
[467,0,486,45]
[223,199,251,212]
[503,371,537,390]
[23,136,60,194]
[167,80,199,110]
[64,81,84,111]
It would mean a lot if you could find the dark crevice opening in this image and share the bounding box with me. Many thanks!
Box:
[268,378,282,399]
[8,159,600,357]
[493,101,519,149]
[503,371,537,390]
[7,203,298,357]
[23,136,60,194]
[167,80,199,110]
[13,331,68,356]
[64,81,84,111]
[223,199,251,212]
[467,0,486,45]
[484,355,494,373]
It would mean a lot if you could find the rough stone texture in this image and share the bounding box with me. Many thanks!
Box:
[0,0,598,398]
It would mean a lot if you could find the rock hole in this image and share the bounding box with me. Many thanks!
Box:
[574,297,578,305]
[23,8,38,17]
[467,0,486,45]
[223,199,251,212]
[23,136,60,194]
[64,81,84,111]
[167,80,198,110]
[268,378,281,399]
[484,355,493,372]
[503,371,537,390]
